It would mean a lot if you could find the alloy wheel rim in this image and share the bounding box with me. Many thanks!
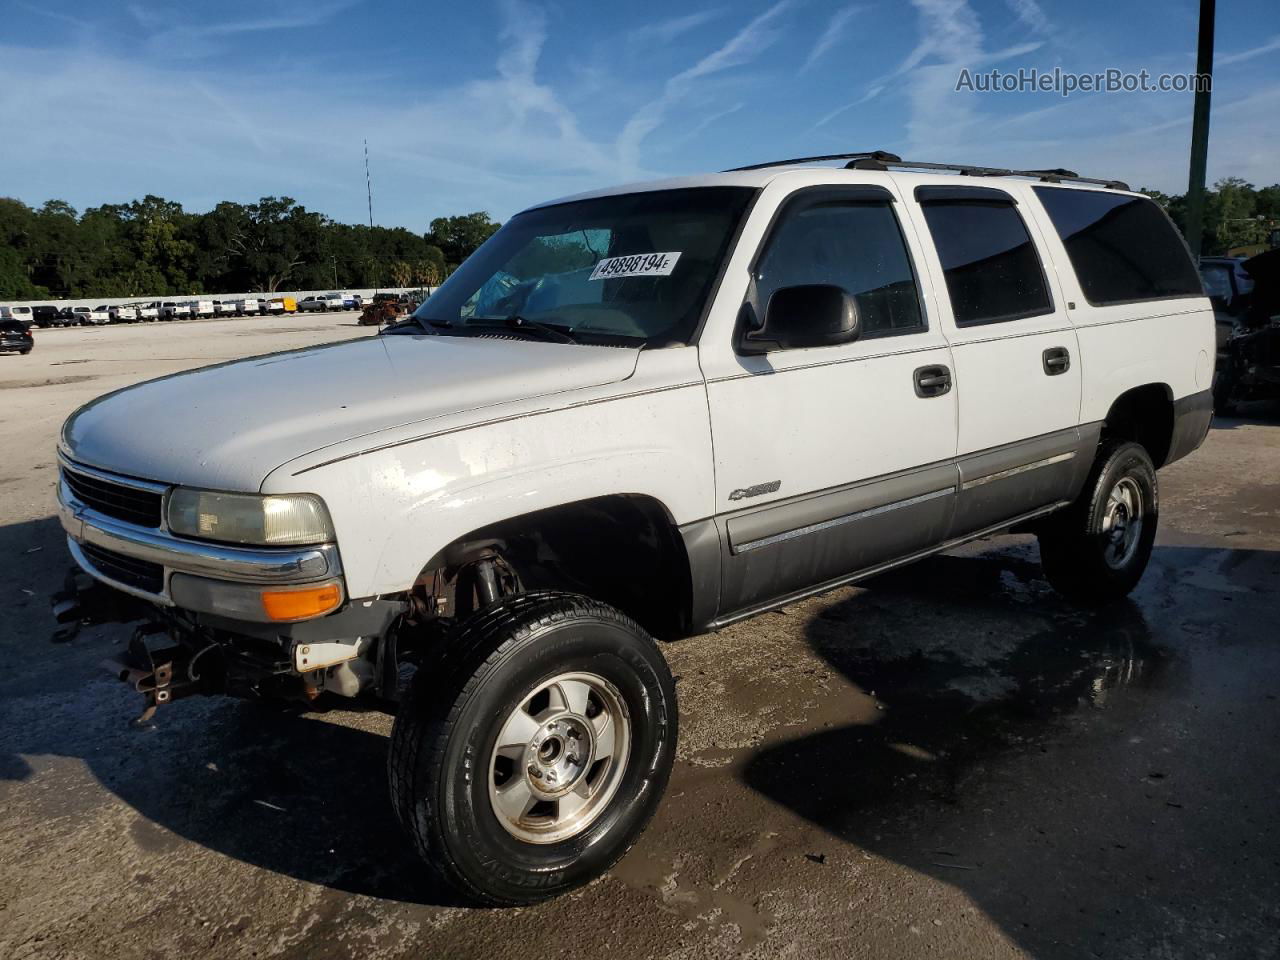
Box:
[488,671,631,844]
[1102,476,1144,570]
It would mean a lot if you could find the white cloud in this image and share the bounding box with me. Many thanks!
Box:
[802,5,863,72]
[126,1,360,57]
[0,1,628,224]
[1218,34,1280,67]
[616,0,795,174]
[1004,0,1050,36]
[628,10,725,47]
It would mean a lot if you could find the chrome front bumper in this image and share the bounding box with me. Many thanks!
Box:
[57,457,343,615]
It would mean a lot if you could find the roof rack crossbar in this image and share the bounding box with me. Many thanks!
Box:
[726,150,902,172]
[724,152,1129,191]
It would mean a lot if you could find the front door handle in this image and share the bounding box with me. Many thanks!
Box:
[1043,346,1071,375]
[914,364,952,398]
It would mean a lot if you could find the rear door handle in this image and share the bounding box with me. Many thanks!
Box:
[914,364,952,398]
[1042,347,1071,375]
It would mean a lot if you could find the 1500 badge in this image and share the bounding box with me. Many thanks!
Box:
[728,480,781,501]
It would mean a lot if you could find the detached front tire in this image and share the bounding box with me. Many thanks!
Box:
[1039,439,1158,606]
[388,591,677,905]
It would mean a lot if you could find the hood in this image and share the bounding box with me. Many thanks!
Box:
[62,334,639,490]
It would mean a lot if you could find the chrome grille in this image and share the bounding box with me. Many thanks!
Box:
[62,465,164,528]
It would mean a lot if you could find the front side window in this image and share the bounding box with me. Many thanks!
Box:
[752,192,924,340]
[1032,187,1203,305]
[413,187,756,347]
[919,195,1052,326]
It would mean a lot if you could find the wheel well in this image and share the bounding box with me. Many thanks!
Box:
[1102,384,1175,467]
[419,495,695,639]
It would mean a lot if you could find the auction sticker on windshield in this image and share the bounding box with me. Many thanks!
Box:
[589,252,681,281]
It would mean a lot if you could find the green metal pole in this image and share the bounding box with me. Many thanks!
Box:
[1184,0,1215,258]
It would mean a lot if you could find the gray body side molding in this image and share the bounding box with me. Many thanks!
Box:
[697,423,1103,629]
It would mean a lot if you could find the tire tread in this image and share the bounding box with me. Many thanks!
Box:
[387,590,664,905]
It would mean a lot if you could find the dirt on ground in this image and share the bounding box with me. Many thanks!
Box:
[1,316,1278,960]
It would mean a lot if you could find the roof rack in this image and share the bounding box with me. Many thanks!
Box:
[724,150,1130,192]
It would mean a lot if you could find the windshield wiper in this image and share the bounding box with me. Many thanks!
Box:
[467,314,580,344]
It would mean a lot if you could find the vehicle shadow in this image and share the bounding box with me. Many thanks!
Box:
[1211,398,1280,428]
[740,542,1280,958]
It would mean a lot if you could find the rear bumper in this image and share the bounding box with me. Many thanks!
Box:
[1165,389,1214,466]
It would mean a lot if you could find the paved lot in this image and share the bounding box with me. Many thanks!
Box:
[2,317,1278,959]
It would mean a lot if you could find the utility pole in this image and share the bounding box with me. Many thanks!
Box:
[363,138,373,231]
[364,139,378,296]
[1184,0,1215,258]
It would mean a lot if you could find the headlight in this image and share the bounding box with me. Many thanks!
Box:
[167,489,335,546]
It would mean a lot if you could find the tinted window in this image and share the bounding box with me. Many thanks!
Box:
[754,195,923,339]
[1033,187,1202,305]
[919,198,1051,326]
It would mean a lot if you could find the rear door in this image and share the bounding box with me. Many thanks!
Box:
[898,180,1086,536]
[701,180,959,617]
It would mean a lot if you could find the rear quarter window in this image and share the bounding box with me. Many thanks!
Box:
[1032,187,1203,306]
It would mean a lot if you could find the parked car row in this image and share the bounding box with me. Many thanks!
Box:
[2,296,361,327]
[298,292,364,312]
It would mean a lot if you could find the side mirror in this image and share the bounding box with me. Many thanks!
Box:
[742,284,861,353]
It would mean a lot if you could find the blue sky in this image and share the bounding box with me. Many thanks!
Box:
[2,0,1277,229]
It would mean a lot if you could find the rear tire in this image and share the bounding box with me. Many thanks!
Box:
[388,591,677,906]
[1038,439,1158,606]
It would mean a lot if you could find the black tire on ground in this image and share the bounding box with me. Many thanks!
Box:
[1038,439,1158,606]
[388,590,677,906]
[20,347,32,355]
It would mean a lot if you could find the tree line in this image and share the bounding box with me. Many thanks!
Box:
[1143,177,1280,256]
[0,195,501,300]
[3,177,1277,301]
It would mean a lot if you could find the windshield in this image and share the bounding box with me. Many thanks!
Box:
[412,187,756,346]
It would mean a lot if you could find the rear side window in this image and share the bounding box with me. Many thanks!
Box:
[754,190,924,340]
[918,192,1052,326]
[1032,187,1202,305]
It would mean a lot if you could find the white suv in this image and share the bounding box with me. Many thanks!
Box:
[57,152,1213,906]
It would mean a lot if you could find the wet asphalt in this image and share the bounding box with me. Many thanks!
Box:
[1,324,1278,959]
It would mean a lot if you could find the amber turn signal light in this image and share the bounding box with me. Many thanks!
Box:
[260,583,342,622]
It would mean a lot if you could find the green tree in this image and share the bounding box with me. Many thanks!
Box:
[220,197,327,292]
[427,212,501,269]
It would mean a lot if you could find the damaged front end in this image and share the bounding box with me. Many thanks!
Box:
[54,454,410,724]
[55,568,409,725]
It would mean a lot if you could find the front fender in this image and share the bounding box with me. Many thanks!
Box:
[263,372,715,599]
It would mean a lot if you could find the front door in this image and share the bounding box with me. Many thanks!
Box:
[701,183,959,618]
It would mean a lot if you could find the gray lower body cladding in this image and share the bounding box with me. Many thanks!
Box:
[1165,388,1213,466]
[693,423,1104,626]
